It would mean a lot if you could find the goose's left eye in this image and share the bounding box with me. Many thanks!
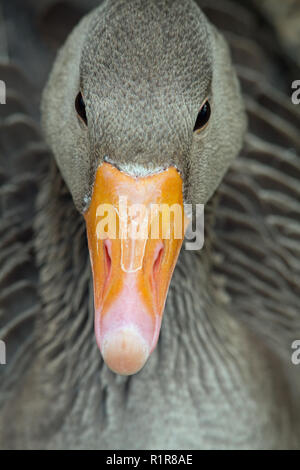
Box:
[193,100,211,133]
[75,91,88,125]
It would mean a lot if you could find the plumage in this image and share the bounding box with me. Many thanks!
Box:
[0,0,300,449]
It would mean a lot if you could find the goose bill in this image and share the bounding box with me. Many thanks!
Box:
[84,162,188,375]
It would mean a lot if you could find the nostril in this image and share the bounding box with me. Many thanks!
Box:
[104,239,112,282]
[152,243,164,281]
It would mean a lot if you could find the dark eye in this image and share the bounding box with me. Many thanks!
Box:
[193,100,211,133]
[75,91,87,125]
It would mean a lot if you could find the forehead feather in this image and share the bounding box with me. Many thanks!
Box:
[80,0,213,101]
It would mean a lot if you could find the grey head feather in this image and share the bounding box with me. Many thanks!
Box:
[42,0,247,213]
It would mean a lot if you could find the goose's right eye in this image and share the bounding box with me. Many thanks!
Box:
[193,100,211,133]
[75,92,87,125]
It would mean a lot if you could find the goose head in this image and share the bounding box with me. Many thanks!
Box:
[42,0,247,375]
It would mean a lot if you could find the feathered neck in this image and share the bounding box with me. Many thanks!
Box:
[2,157,293,449]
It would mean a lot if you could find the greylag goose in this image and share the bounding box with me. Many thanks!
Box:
[0,0,300,450]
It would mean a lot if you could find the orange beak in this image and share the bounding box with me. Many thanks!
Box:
[84,163,188,375]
